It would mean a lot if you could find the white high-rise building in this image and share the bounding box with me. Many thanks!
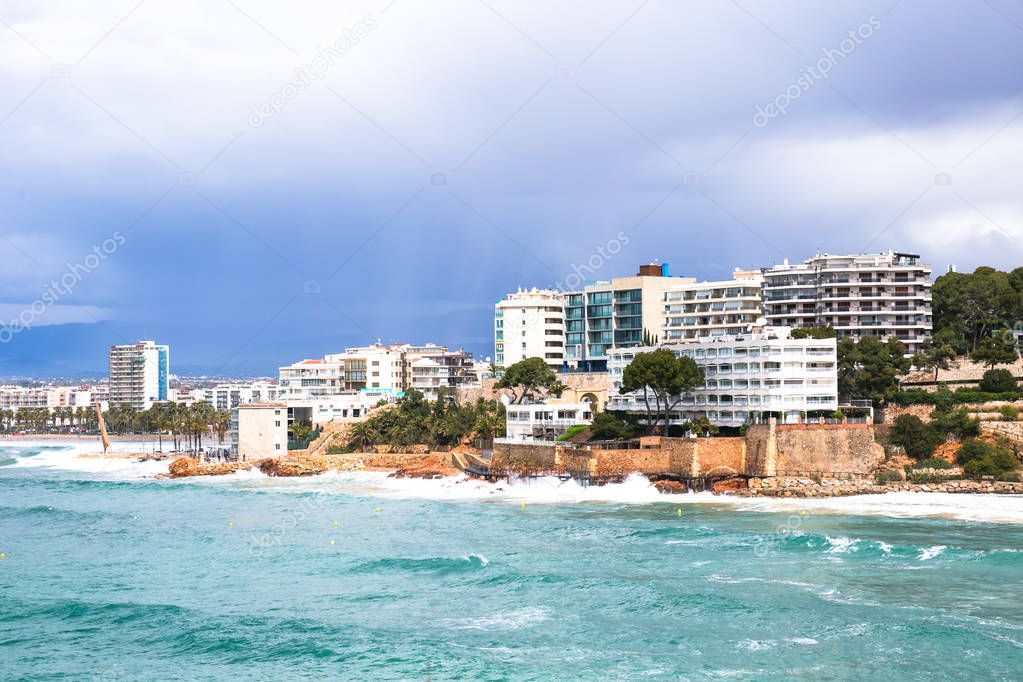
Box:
[760,251,932,355]
[494,288,566,369]
[607,327,838,427]
[108,340,169,411]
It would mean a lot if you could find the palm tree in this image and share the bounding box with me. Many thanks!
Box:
[348,421,378,452]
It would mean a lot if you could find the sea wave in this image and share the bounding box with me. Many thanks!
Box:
[351,553,491,576]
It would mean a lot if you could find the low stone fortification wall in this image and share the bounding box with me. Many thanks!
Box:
[772,425,883,475]
[491,443,558,470]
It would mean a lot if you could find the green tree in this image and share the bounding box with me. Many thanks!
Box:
[621,349,704,434]
[888,414,941,460]
[790,326,837,339]
[957,438,1019,479]
[494,357,566,404]
[979,368,1018,393]
[590,411,635,440]
[912,333,959,382]
[929,406,981,441]
[970,330,1019,369]
[933,267,1023,352]
[837,336,910,405]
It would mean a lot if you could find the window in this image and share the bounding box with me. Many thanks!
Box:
[275,444,281,450]
[275,420,281,427]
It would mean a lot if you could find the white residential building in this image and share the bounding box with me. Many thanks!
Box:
[607,327,838,427]
[0,385,104,412]
[281,343,477,403]
[504,401,594,442]
[662,269,763,343]
[278,358,347,401]
[194,381,281,411]
[760,250,932,355]
[108,340,169,411]
[230,402,288,462]
[495,288,566,369]
[287,389,395,426]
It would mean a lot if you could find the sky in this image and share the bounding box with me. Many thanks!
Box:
[1,0,1023,377]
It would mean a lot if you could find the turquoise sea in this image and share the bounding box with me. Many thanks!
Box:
[2,441,1023,681]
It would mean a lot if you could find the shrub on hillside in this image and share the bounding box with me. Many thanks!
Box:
[929,407,981,440]
[556,424,589,442]
[957,438,1020,479]
[876,470,903,484]
[913,457,953,470]
[888,414,942,460]
[980,368,1018,393]
[963,447,1018,479]
[999,405,1020,421]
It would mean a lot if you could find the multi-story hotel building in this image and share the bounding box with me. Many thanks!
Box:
[494,288,565,369]
[607,327,838,427]
[564,264,678,371]
[760,251,932,355]
[108,340,169,411]
[193,381,281,411]
[280,342,476,402]
[662,269,763,343]
[0,385,104,412]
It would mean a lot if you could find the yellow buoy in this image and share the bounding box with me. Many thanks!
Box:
[375,507,381,513]
[0,552,5,559]
[521,502,525,509]
[228,521,234,528]
[333,521,339,529]
[330,539,336,545]
[677,508,682,517]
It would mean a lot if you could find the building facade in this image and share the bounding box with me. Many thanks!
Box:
[760,251,932,355]
[494,288,565,369]
[194,381,281,411]
[108,340,169,411]
[504,401,594,442]
[563,264,679,371]
[230,402,288,462]
[662,269,763,343]
[607,328,838,427]
[280,343,477,403]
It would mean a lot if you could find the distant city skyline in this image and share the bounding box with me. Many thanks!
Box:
[3,2,1023,376]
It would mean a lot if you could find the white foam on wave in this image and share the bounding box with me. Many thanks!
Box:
[438,606,549,631]
[919,545,947,561]
[209,469,689,505]
[696,490,1023,525]
[1,439,171,478]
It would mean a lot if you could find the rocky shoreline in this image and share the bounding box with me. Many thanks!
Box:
[160,452,460,480]
[730,476,1023,498]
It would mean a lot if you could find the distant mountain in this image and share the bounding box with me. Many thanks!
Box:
[0,322,119,379]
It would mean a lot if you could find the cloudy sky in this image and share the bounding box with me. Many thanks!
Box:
[1,0,1022,376]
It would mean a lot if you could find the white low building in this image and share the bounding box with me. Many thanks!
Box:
[193,381,280,411]
[607,327,838,427]
[287,389,397,426]
[230,402,288,462]
[504,402,594,442]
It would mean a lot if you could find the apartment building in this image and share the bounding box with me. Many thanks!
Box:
[564,264,678,371]
[662,269,763,343]
[0,385,103,412]
[494,288,565,369]
[760,251,932,355]
[280,343,477,402]
[108,340,169,411]
[607,327,838,427]
[194,381,281,411]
